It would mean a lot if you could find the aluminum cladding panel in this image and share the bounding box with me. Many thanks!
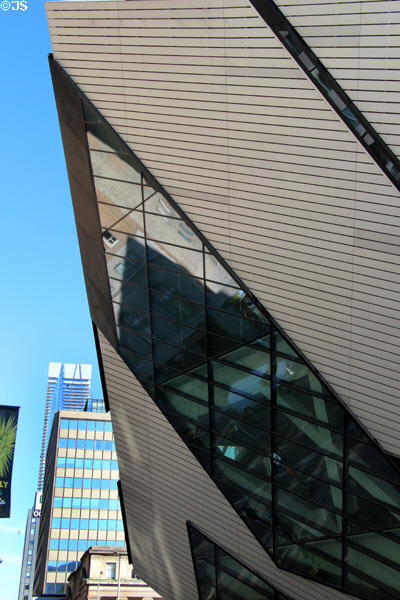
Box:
[46,0,400,453]
[275,0,400,160]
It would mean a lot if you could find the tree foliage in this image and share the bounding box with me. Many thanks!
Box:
[0,416,17,478]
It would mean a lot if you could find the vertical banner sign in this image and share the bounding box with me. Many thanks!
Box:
[0,406,19,518]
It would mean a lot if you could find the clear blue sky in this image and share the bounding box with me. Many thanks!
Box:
[0,2,103,597]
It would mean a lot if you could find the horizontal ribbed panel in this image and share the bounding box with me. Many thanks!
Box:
[99,331,355,600]
[275,0,400,159]
[47,0,400,458]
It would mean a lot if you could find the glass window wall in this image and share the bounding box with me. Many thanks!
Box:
[188,524,291,600]
[82,96,400,600]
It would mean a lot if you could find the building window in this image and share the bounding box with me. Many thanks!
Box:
[188,524,290,600]
[105,562,116,579]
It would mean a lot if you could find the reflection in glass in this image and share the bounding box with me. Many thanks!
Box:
[346,493,400,533]
[208,307,270,349]
[275,357,326,396]
[114,303,150,336]
[83,97,400,600]
[109,259,146,287]
[163,373,208,403]
[275,511,327,545]
[214,458,272,504]
[207,286,269,325]
[147,239,203,278]
[347,437,400,483]
[87,125,144,213]
[144,192,180,219]
[150,290,205,328]
[105,233,146,262]
[98,202,134,230]
[214,387,270,429]
[275,435,342,485]
[167,414,210,453]
[276,410,343,458]
[212,362,270,402]
[152,316,207,356]
[95,176,142,212]
[149,264,204,302]
[105,210,144,237]
[214,412,270,454]
[220,346,270,376]
[146,210,203,252]
[273,332,297,358]
[188,525,290,600]
[154,340,205,373]
[346,546,400,598]
[275,540,341,588]
[277,488,342,536]
[276,383,343,430]
[157,388,208,424]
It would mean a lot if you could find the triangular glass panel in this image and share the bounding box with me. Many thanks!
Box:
[188,523,292,600]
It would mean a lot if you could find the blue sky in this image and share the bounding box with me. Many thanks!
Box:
[0,2,102,597]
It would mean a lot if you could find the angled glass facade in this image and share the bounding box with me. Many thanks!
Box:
[82,96,400,600]
[188,523,291,600]
[51,57,400,600]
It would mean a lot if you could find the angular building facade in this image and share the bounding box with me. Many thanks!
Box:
[46,2,400,600]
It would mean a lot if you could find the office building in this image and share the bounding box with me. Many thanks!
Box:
[46,2,400,600]
[85,398,106,413]
[33,409,125,596]
[39,363,92,490]
[66,546,163,600]
[18,492,42,600]
[19,363,92,600]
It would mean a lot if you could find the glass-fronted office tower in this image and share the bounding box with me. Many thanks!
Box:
[46,1,400,600]
[33,409,125,596]
[39,363,92,490]
[19,363,92,600]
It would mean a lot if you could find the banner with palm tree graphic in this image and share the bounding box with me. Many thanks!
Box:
[0,406,19,518]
